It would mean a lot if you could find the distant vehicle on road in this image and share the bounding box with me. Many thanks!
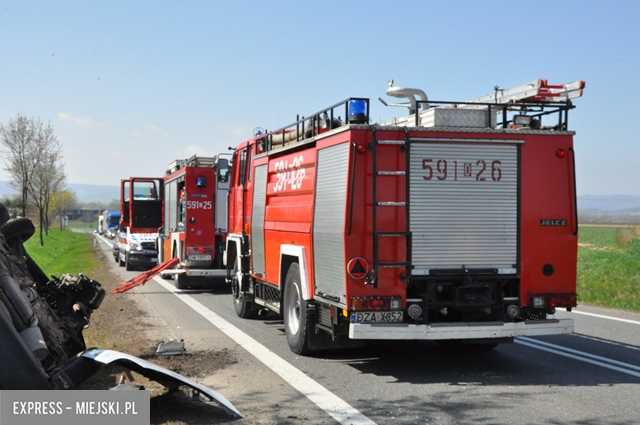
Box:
[102,210,121,238]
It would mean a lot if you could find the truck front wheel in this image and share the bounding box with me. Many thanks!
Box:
[283,263,309,355]
[232,262,257,319]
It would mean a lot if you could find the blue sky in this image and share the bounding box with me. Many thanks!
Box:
[0,1,638,195]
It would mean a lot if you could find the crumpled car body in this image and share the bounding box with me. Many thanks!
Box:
[0,208,241,417]
[0,212,105,389]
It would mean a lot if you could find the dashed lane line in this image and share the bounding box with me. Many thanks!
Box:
[568,309,640,326]
[516,337,640,378]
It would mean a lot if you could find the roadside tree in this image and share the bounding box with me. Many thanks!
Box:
[0,114,66,245]
[30,150,66,243]
[50,190,78,231]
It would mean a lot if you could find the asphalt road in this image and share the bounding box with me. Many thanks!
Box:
[95,234,640,425]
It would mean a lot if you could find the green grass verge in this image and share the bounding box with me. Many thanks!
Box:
[578,226,640,312]
[24,228,98,277]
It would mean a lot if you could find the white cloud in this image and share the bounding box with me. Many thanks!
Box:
[58,112,102,128]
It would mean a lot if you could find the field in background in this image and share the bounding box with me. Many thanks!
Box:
[66,220,98,230]
[578,225,640,312]
[24,227,97,278]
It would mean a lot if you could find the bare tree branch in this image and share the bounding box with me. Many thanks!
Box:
[0,115,66,246]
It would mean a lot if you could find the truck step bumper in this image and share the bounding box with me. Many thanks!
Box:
[349,318,574,340]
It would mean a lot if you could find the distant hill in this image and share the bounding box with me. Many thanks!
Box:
[0,181,119,204]
[577,195,640,214]
[65,183,119,204]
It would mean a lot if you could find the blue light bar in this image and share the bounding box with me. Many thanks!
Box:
[348,100,367,124]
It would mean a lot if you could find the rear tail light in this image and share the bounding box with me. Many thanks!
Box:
[186,246,210,255]
[350,296,402,311]
[531,294,577,309]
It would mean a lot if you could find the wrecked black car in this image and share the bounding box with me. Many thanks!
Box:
[0,206,242,416]
[0,206,105,390]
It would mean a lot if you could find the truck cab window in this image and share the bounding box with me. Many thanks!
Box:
[238,150,247,187]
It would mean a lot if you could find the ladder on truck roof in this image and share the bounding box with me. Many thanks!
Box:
[166,155,219,174]
[450,79,586,109]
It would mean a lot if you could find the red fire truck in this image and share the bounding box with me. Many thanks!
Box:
[158,155,231,289]
[118,177,164,271]
[225,79,583,354]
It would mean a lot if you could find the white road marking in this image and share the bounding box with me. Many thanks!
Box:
[153,277,377,425]
[96,234,114,247]
[516,337,640,378]
[568,309,640,326]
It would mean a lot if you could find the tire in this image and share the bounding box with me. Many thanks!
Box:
[118,251,125,267]
[125,252,132,271]
[231,261,257,319]
[173,273,188,290]
[283,263,309,355]
[0,218,35,242]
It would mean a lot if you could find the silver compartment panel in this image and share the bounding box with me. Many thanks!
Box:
[409,140,519,272]
[313,142,350,303]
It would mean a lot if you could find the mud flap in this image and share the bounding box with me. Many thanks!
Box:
[307,309,364,351]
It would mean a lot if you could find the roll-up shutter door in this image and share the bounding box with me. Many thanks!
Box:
[409,140,519,273]
[313,142,350,303]
[251,164,267,275]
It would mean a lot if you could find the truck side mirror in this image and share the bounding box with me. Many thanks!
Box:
[217,158,230,183]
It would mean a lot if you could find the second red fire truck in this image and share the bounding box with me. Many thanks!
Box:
[224,79,584,354]
[158,155,231,288]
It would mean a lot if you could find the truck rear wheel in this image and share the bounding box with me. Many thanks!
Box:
[283,263,309,355]
[173,273,188,290]
[231,262,257,319]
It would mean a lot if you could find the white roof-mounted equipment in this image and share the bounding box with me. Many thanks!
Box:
[379,79,429,114]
